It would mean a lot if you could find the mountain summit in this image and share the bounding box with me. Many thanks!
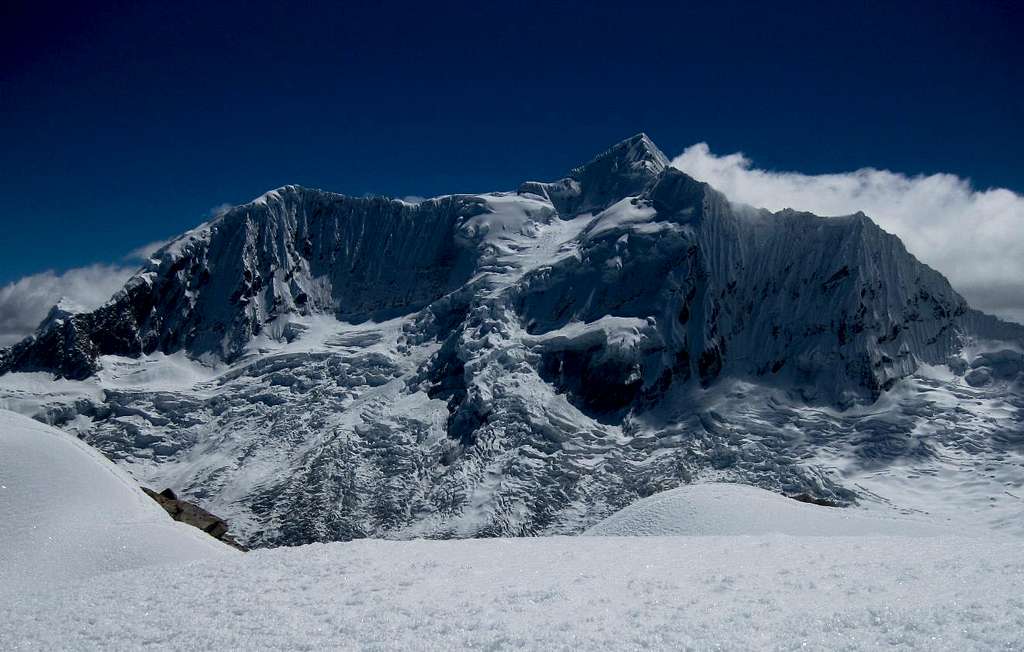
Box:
[2,135,1022,546]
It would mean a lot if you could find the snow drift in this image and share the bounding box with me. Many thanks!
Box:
[585,483,948,537]
[1,418,1018,649]
[0,410,235,596]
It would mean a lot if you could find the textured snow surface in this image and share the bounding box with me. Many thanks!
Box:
[0,410,235,597]
[3,534,1023,650]
[585,483,950,536]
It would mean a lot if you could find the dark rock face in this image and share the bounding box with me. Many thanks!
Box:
[0,189,482,379]
[142,487,247,551]
[539,345,643,415]
[789,493,841,507]
[519,133,669,215]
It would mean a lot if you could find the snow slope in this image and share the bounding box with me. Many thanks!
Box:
[3,535,1022,650]
[585,482,949,536]
[0,410,235,596]
[1,427,1021,649]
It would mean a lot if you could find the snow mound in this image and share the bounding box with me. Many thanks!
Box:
[586,483,951,537]
[0,410,235,596]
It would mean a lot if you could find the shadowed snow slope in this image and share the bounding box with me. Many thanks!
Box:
[0,410,235,596]
[585,483,948,537]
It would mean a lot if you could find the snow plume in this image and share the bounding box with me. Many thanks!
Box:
[123,239,170,262]
[0,264,135,346]
[672,143,1024,325]
[209,202,234,217]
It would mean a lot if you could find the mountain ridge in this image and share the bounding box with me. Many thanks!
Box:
[2,134,1022,546]
[4,134,1020,389]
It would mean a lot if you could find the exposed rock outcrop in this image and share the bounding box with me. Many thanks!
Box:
[142,487,247,551]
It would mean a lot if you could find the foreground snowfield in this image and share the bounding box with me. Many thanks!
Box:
[4,536,1024,650]
[2,410,1023,650]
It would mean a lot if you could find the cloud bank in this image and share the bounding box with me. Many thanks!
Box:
[0,265,138,346]
[0,200,238,347]
[672,144,1024,325]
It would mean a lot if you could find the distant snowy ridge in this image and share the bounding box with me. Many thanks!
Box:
[1,134,1022,546]
[2,134,1020,396]
[0,188,480,379]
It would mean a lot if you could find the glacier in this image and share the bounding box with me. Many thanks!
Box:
[1,133,1022,547]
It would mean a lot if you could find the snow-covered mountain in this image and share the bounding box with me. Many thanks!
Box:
[2,134,1022,546]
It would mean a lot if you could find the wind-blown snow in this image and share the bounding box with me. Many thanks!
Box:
[0,410,235,597]
[3,534,1022,650]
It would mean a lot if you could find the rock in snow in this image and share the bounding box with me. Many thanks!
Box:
[0,134,1023,547]
[141,486,247,550]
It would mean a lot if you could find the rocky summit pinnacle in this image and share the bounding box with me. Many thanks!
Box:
[571,132,669,179]
[2,135,1023,547]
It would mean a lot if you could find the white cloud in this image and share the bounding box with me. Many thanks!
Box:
[0,265,137,346]
[672,143,1024,325]
[209,202,234,217]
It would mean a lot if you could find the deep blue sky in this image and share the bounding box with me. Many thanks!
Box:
[2,0,1021,285]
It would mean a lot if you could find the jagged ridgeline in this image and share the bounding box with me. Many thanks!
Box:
[0,191,482,378]
[3,134,1023,546]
